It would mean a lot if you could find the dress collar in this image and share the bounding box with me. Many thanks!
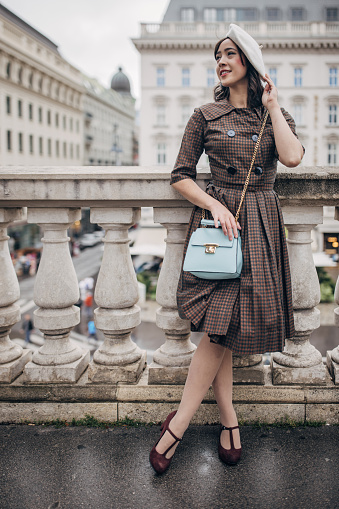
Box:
[200,99,265,121]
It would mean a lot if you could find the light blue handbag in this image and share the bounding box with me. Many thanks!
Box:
[183,218,242,280]
[183,111,268,281]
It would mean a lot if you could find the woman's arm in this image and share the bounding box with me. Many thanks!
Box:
[262,74,304,167]
[172,179,240,240]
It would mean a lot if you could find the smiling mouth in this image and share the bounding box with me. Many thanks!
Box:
[220,70,231,77]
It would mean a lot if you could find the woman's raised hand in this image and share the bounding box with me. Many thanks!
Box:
[209,200,241,241]
[262,73,279,109]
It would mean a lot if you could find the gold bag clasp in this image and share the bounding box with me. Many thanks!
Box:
[204,243,219,254]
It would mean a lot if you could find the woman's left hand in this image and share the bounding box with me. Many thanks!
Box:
[262,74,279,109]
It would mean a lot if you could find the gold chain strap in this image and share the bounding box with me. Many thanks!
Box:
[234,110,269,223]
[202,110,269,226]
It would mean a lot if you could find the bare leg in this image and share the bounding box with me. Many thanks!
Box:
[212,348,241,449]
[155,333,226,458]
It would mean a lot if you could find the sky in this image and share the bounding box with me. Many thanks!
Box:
[2,0,170,103]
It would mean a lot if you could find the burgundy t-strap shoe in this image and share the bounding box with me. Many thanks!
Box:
[149,410,182,474]
[218,424,242,465]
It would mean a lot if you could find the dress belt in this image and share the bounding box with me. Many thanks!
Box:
[208,180,274,192]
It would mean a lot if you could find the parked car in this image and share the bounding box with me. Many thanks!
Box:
[79,233,101,250]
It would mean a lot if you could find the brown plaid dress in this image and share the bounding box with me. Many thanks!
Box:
[170,100,298,354]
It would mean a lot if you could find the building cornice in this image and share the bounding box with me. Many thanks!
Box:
[133,39,339,51]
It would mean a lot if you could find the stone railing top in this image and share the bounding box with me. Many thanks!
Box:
[0,166,338,207]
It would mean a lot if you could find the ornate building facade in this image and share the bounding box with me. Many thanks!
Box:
[82,68,136,166]
[133,0,339,168]
[0,4,83,166]
[0,5,137,167]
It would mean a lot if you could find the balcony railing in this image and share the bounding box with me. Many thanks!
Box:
[139,21,339,39]
[0,166,338,424]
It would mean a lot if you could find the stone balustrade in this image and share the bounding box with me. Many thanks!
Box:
[0,166,338,424]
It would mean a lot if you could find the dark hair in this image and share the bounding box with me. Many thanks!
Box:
[213,37,264,109]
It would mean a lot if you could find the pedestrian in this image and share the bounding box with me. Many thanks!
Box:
[83,291,93,319]
[21,314,34,346]
[149,24,304,474]
[87,320,98,341]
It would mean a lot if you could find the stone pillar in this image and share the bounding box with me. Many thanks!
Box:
[232,354,266,384]
[0,208,31,382]
[327,206,339,384]
[272,206,327,384]
[24,208,89,383]
[88,208,146,383]
[149,208,196,385]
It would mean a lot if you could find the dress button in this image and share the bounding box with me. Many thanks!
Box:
[227,130,235,137]
[227,166,237,175]
[252,134,258,142]
[254,166,263,176]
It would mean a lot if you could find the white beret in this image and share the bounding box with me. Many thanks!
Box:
[226,23,265,78]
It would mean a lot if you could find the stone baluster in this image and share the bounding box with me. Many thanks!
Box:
[0,208,32,382]
[24,208,89,383]
[88,208,146,383]
[232,354,266,384]
[327,206,339,384]
[149,208,196,385]
[272,206,327,384]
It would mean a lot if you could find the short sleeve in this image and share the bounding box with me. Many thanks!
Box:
[274,108,305,159]
[170,108,205,185]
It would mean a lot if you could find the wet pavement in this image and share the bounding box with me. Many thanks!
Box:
[0,423,338,509]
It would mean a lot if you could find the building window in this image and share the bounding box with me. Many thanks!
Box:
[268,67,278,87]
[6,62,11,79]
[329,104,338,125]
[7,131,12,151]
[291,8,305,21]
[156,105,166,125]
[237,8,257,21]
[63,142,67,158]
[39,137,43,155]
[56,140,60,157]
[38,107,43,123]
[18,100,22,118]
[39,78,43,92]
[6,96,11,115]
[328,143,337,165]
[70,144,74,159]
[28,103,33,120]
[18,133,23,153]
[76,144,80,159]
[47,110,51,125]
[204,8,216,22]
[207,68,215,87]
[18,67,23,84]
[76,120,79,133]
[70,118,73,132]
[329,67,338,87]
[224,9,237,22]
[182,104,191,125]
[294,67,303,87]
[293,104,304,125]
[157,143,166,165]
[182,68,190,87]
[29,135,34,154]
[48,138,52,156]
[326,8,338,22]
[266,8,281,21]
[156,67,165,87]
[29,72,33,88]
[55,113,59,127]
[181,8,194,22]
[63,115,67,130]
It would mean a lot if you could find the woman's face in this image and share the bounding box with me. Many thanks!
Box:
[215,38,248,88]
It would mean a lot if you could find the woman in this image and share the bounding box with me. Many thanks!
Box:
[150,24,304,474]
